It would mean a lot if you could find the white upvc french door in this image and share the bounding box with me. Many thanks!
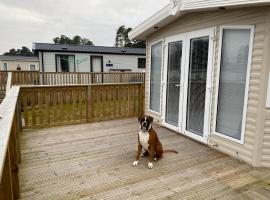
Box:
[182,28,215,144]
[162,34,186,133]
[162,28,215,144]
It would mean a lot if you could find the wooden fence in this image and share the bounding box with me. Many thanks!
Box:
[1,71,145,86]
[20,83,144,129]
[0,71,8,91]
[11,71,40,86]
[41,72,145,85]
[0,83,144,198]
[0,87,21,200]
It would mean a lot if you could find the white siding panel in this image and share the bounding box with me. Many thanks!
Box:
[103,55,145,72]
[145,7,269,166]
[42,52,145,73]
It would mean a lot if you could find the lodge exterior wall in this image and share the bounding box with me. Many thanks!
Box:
[144,6,270,167]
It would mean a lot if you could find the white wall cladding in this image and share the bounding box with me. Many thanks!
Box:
[145,6,270,167]
[41,52,145,72]
[182,0,270,10]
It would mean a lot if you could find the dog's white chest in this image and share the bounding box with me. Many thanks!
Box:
[139,131,149,150]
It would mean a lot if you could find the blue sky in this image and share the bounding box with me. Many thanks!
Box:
[0,0,169,54]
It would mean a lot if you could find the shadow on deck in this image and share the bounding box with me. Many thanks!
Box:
[19,118,270,200]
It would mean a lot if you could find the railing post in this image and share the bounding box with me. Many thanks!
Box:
[87,85,92,123]
[77,73,81,84]
[139,83,144,116]
[0,148,13,200]
[9,123,20,199]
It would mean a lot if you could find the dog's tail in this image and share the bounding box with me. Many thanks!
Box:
[163,149,178,154]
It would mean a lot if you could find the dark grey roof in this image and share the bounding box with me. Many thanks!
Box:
[33,43,146,55]
[0,55,39,62]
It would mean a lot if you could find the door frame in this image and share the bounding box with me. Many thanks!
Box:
[162,28,215,144]
[162,33,186,133]
[182,28,215,144]
[90,55,104,72]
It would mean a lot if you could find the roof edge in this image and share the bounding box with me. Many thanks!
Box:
[129,0,270,40]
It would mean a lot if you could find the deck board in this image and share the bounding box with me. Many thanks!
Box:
[19,118,270,199]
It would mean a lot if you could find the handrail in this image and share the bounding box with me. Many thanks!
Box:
[0,86,21,199]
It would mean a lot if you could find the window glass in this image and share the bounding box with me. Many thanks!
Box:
[138,58,146,68]
[30,64,36,71]
[2,63,7,71]
[56,55,75,72]
[150,42,162,112]
[186,37,209,136]
[216,29,251,140]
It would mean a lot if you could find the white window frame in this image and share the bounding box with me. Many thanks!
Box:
[266,72,270,108]
[148,39,164,115]
[2,62,8,71]
[213,25,255,144]
[29,64,36,71]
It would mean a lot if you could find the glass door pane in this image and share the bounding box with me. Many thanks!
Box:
[92,57,102,72]
[165,42,182,126]
[186,37,209,136]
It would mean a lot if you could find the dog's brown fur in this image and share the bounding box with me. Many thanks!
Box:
[133,115,178,168]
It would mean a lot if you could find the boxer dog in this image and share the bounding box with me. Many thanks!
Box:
[133,115,178,169]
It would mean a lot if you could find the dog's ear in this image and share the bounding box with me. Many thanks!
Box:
[138,116,143,122]
[149,116,153,123]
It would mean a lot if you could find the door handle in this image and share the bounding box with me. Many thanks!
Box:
[175,84,181,87]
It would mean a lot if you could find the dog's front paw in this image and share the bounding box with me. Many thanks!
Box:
[148,162,153,169]
[133,161,139,166]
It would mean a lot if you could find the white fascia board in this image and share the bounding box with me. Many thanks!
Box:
[183,0,270,10]
[129,4,172,40]
[130,0,270,40]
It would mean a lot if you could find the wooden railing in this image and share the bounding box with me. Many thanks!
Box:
[0,71,145,86]
[41,72,145,85]
[20,83,144,129]
[0,86,21,200]
[0,83,144,198]
[11,71,40,86]
[0,71,8,91]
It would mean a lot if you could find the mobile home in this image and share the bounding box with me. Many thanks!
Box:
[33,43,146,73]
[129,0,270,167]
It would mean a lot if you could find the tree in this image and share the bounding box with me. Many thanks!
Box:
[53,35,94,45]
[115,25,146,48]
[4,46,34,56]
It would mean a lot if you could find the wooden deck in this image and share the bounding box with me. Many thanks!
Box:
[19,118,270,200]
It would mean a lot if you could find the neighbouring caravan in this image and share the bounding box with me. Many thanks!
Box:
[33,43,146,73]
[129,0,270,167]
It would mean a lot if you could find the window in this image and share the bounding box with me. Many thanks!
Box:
[29,64,36,71]
[138,58,146,68]
[17,64,21,71]
[149,42,162,113]
[2,63,7,71]
[56,55,75,72]
[215,27,253,142]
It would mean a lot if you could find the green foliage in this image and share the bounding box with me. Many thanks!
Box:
[115,25,146,48]
[4,46,34,56]
[53,35,94,45]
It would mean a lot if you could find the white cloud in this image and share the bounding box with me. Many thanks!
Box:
[0,0,169,54]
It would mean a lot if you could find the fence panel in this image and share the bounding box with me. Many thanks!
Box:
[20,86,88,129]
[0,87,21,199]
[12,71,40,85]
[0,71,8,91]
[20,83,144,129]
[41,72,145,85]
